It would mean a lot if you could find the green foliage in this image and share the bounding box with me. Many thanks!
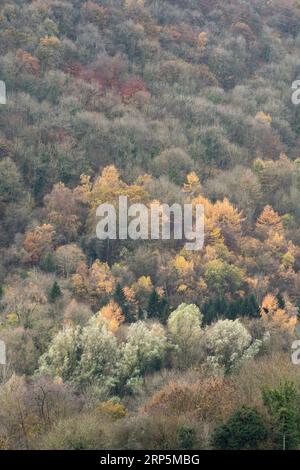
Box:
[40,317,167,394]
[40,252,56,273]
[147,288,169,323]
[114,283,132,323]
[204,260,244,297]
[205,319,262,374]
[118,321,167,393]
[79,318,120,392]
[177,425,196,450]
[152,148,194,185]
[167,303,203,369]
[0,158,24,203]
[48,281,62,303]
[40,414,108,450]
[296,300,300,321]
[276,293,285,310]
[202,295,259,325]
[263,381,299,450]
[212,406,268,450]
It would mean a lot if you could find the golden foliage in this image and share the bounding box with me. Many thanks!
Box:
[123,286,137,304]
[211,197,242,231]
[39,35,60,48]
[76,165,148,230]
[256,205,283,234]
[175,255,194,274]
[74,174,92,204]
[260,294,297,331]
[183,171,201,195]
[72,260,115,306]
[96,400,127,420]
[96,301,125,332]
[90,260,115,296]
[255,111,272,125]
[135,275,153,291]
[198,31,208,50]
[266,231,285,253]
[281,242,296,268]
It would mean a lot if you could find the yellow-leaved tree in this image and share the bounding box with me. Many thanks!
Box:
[256,205,283,238]
[75,165,148,231]
[260,294,297,331]
[95,301,125,332]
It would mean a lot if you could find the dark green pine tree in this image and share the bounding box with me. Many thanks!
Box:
[237,298,246,317]
[147,288,161,319]
[138,306,145,320]
[40,251,55,272]
[203,300,215,325]
[240,295,259,318]
[247,294,260,318]
[228,299,239,320]
[212,406,268,450]
[147,288,169,323]
[177,425,196,450]
[203,295,260,324]
[48,281,62,303]
[276,292,285,310]
[263,380,299,450]
[295,299,300,321]
[158,296,170,324]
[203,298,225,325]
[215,297,227,318]
[114,283,126,306]
[114,283,132,323]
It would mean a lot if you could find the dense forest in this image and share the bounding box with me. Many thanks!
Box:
[1,0,300,450]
